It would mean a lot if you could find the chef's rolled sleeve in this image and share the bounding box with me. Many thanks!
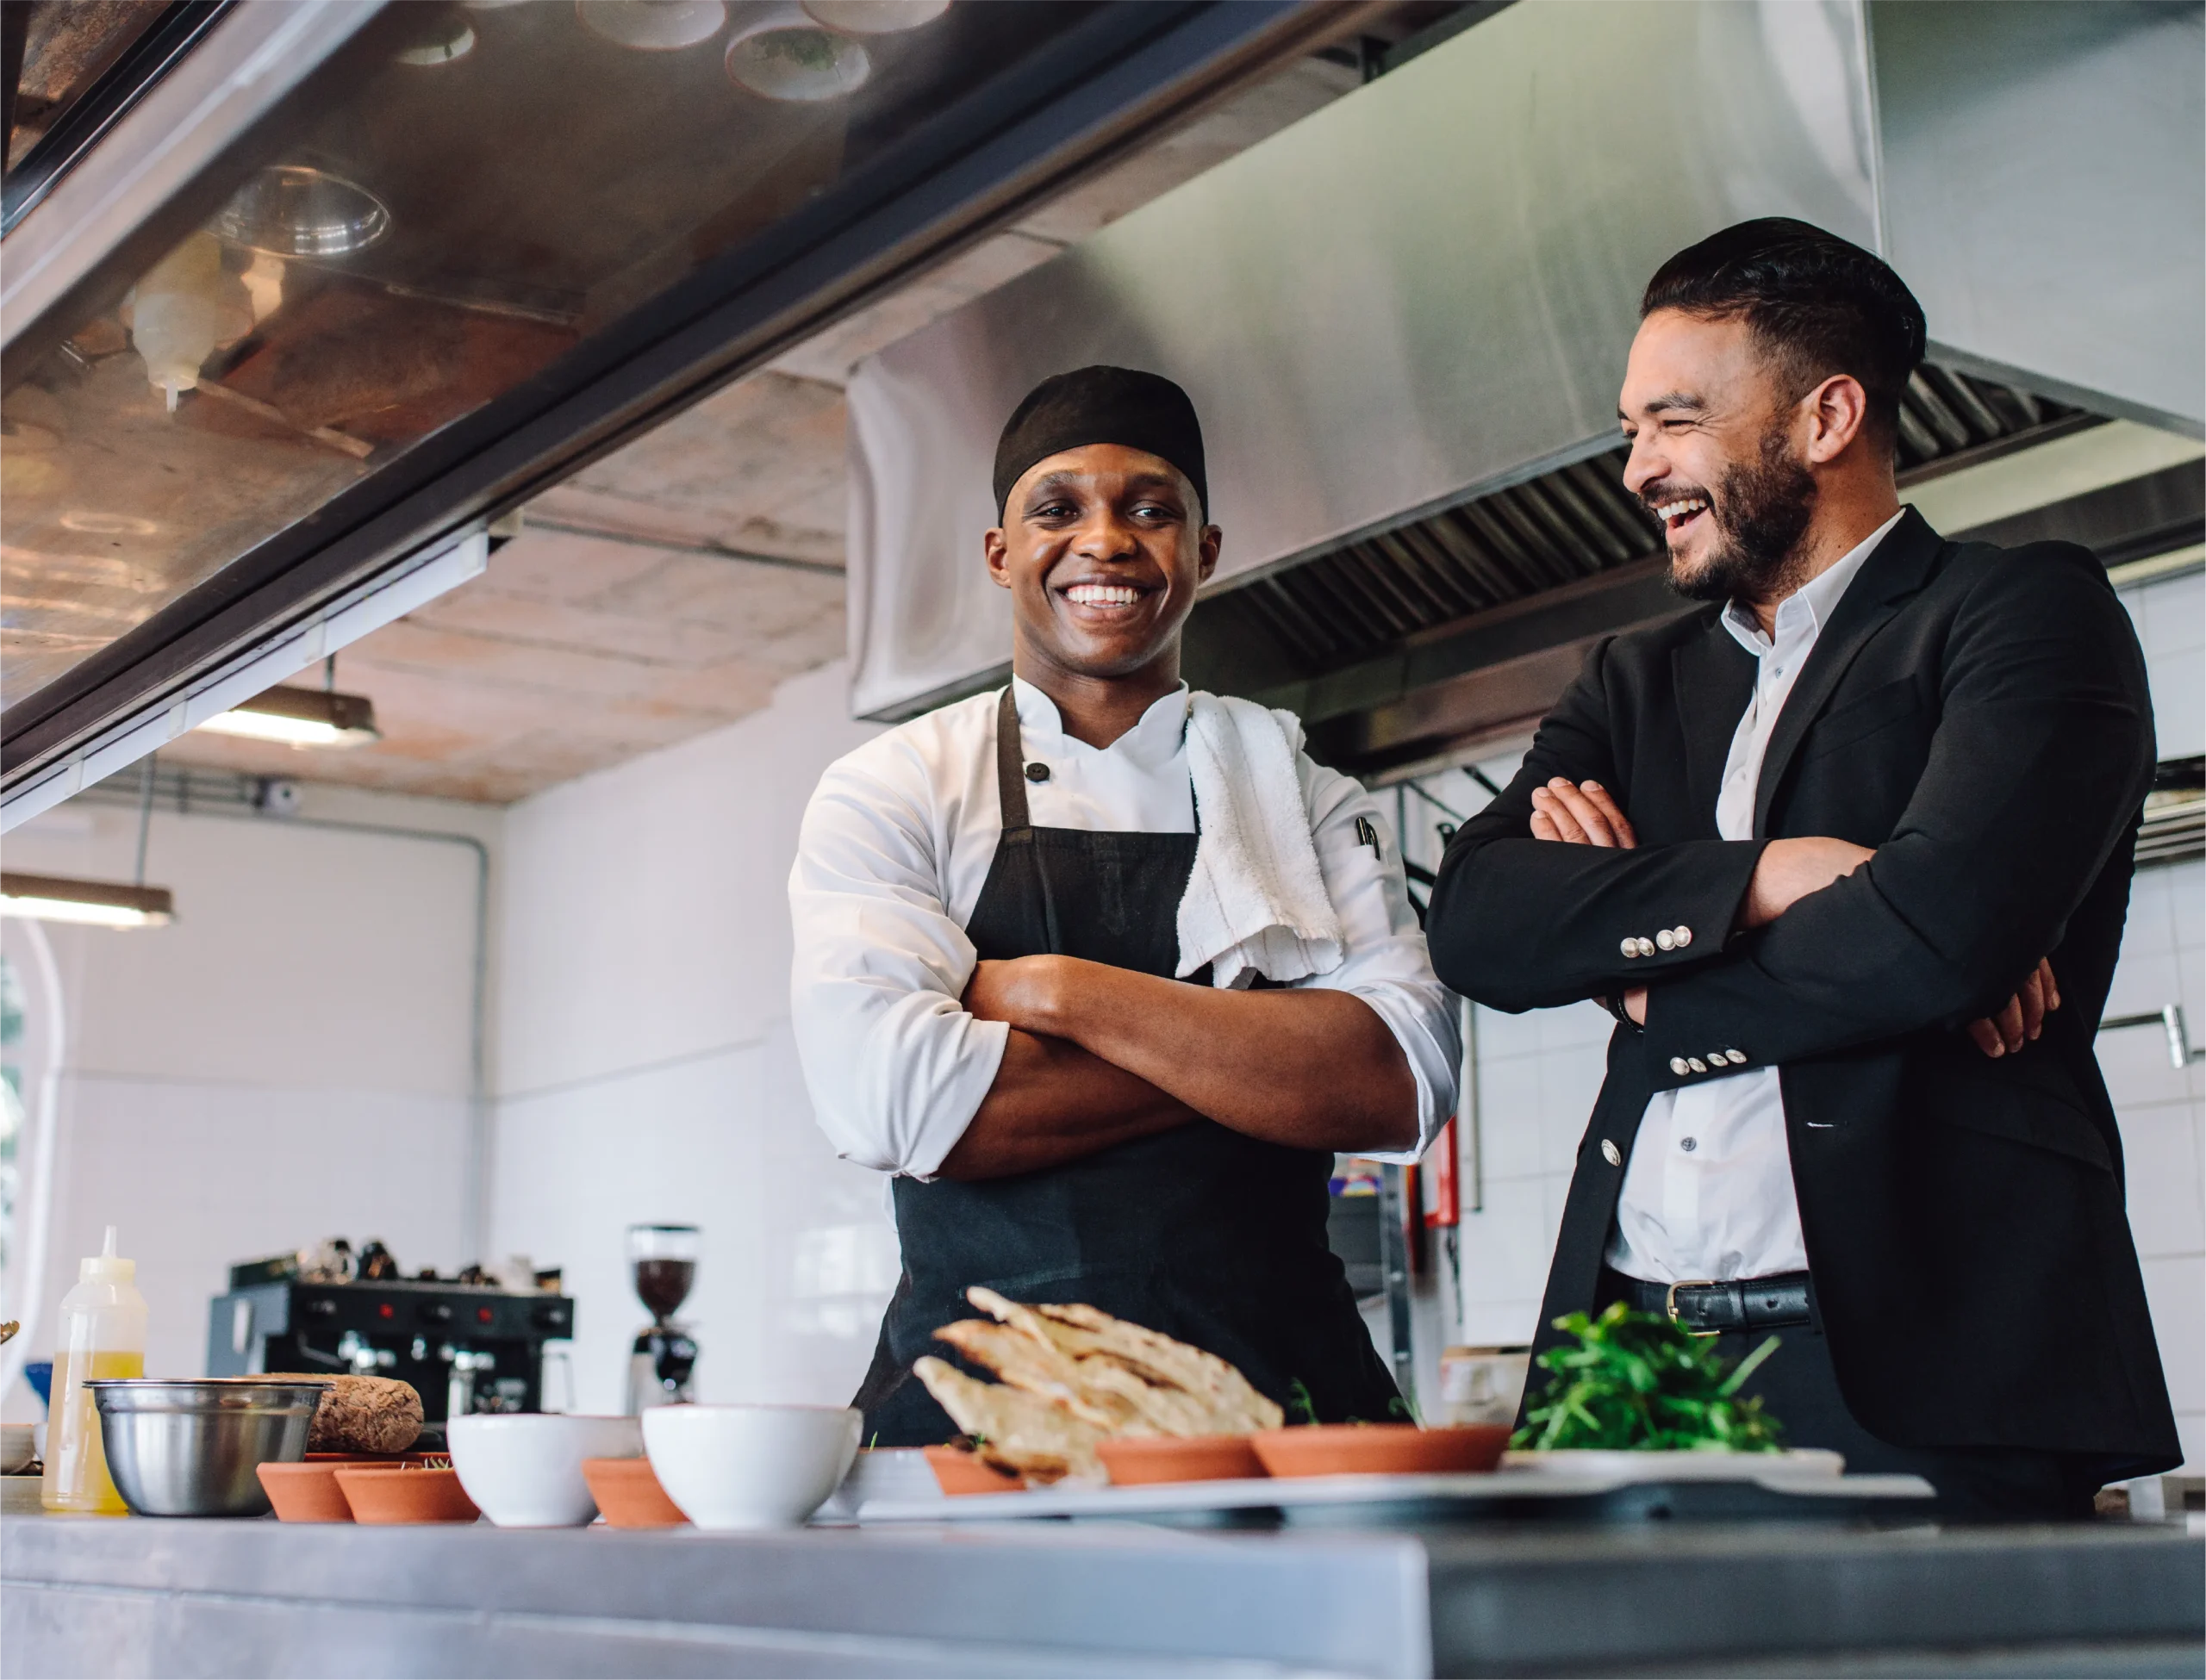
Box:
[1296,760,1462,1161]
[788,750,1005,1179]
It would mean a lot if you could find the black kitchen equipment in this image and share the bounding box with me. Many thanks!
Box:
[625,1224,698,1414]
[206,1264,574,1427]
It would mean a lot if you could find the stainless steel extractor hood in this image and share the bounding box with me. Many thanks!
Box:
[844,0,2203,737]
[0,0,1362,827]
[845,0,1885,720]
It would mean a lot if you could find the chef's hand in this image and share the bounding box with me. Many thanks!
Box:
[962,955,1067,1035]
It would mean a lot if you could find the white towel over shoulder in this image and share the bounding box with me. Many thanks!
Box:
[1178,693,1344,990]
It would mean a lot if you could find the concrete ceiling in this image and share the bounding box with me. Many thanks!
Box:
[159,57,1361,804]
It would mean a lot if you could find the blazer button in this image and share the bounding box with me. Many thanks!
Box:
[1724,1048,1746,1065]
[1621,938,1640,959]
[1636,936,1656,957]
[1669,1056,1690,1076]
[1687,1057,1708,1073]
[1600,1139,1623,1166]
[1673,925,1692,948]
[1654,930,1675,951]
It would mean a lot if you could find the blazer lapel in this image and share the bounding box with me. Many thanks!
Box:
[1672,619,1755,833]
[1752,507,1947,837]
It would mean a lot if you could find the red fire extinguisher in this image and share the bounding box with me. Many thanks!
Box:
[1425,1117,1461,1229]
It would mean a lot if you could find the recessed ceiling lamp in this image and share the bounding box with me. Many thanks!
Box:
[576,0,726,50]
[801,1,949,34]
[0,874,174,930]
[194,685,381,750]
[396,11,477,65]
[726,18,869,101]
[211,166,392,260]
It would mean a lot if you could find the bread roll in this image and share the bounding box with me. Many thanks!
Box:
[265,1373,424,1454]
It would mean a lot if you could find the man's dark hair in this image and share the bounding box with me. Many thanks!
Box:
[1642,218,1926,444]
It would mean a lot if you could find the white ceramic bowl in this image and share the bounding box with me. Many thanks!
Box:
[446,1414,643,1527]
[642,1404,861,1531]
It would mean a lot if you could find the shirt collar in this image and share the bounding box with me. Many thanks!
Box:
[1721,507,1906,657]
[1012,675,1191,768]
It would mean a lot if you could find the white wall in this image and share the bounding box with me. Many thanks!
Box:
[1,784,494,1407]
[487,659,894,1417]
[1408,565,2206,1474]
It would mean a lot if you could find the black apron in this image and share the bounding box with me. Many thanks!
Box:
[852,688,1402,1445]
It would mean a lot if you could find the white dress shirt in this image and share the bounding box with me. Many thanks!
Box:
[789,678,1461,1179]
[1607,510,1904,1285]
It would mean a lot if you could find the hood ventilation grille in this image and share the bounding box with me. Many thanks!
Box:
[1187,364,2091,768]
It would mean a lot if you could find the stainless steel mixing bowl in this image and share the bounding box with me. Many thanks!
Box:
[86,1379,329,1517]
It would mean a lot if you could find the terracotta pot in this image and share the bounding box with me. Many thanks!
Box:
[581,1456,688,1528]
[1097,1434,1268,1485]
[334,1465,480,1524]
[1250,1422,1511,1478]
[259,1459,403,1523]
[921,1444,1023,1496]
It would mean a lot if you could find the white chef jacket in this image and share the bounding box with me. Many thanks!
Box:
[1607,510,1904,1285]
[789,677,1461,1179]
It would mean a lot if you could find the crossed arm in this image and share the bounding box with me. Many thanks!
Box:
[1425,550,2152,1072]
[940,960,1418,1179]
[1526,776,2060,1058]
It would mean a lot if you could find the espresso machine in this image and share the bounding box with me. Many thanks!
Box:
[625,1223,698,1413]
[207,1249,575,1430]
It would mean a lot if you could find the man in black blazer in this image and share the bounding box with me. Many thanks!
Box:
[1426,220,2179,1519]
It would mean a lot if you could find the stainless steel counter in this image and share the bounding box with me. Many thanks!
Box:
[3,1479,2200,1678]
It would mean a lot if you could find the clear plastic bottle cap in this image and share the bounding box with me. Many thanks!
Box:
[80,1224,134,1285]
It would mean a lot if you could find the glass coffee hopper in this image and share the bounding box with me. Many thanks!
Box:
[625,1223,700,1414]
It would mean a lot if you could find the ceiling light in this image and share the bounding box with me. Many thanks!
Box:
[1,874,174,930]
[396,13,477,65]
[211,166,392,260]
[801,1,949,34]
[726,23,869,101]
[576,1,726,51]
[194,686,381,750]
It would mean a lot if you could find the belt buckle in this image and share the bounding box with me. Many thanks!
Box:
[1663,1279,1723,1337]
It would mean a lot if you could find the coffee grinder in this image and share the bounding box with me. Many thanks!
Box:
[624,1223,699,1413]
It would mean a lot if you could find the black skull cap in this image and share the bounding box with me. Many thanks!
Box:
[992,365,1206,520]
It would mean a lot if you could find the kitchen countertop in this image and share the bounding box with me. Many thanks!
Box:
[3,1478,2201,1678]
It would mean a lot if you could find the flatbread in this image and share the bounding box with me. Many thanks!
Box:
[930,1319,1128,1430]
[963,1288,1281,1434]
[912,1356,1106,1484]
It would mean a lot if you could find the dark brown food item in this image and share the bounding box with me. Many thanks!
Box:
[265,1373,424,1454]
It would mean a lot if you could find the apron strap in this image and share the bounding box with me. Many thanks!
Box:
[995,686,1031,831]
[994,685,1060,955]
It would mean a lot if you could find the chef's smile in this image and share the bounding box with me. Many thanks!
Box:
[1055,574,1161,625]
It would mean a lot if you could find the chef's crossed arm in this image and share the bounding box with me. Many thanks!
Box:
[789,737,1459,1181]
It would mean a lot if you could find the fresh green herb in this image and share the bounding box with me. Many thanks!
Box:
[1511,1303,1785,1453]
[1286,1378,1320,1427]
[866,1432,879,1451]
[1387,1392,1420,1426]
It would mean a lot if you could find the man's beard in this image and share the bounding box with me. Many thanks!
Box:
[1664,431,1817,605]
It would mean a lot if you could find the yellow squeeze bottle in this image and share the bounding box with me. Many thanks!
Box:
[41,1227,147,1514]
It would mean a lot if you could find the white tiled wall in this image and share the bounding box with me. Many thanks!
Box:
[1403,565,2205,1472]
[487,659,895,1417]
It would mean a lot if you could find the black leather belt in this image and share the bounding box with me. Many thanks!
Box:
[1620,1272,1812,1335]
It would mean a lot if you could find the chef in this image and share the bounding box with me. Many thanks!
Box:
[790,367,1460,1444]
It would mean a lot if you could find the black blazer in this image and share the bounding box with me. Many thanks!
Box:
[1426,508,2179,1475]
